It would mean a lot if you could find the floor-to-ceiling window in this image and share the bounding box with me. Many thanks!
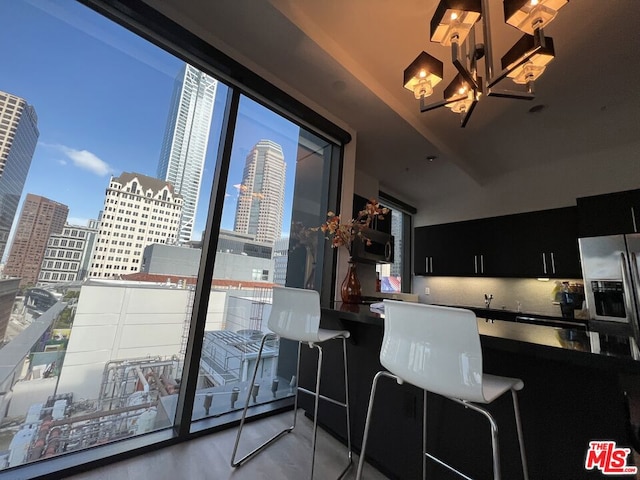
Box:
[189,97,338,423]
[0,1,345,477]
[376,194,415,293]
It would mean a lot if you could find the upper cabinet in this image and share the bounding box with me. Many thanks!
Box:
[414,207,582,278]
[577,189,640,237]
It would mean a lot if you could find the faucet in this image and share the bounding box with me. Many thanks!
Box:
[484,294,493,309]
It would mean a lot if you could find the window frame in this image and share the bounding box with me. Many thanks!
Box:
[1,1,350,479]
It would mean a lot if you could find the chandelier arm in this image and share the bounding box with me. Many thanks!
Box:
[453,59,479,91]
[419,94,469,113]
[452,41,478,91]
[459,99,479,127]
[481,0,495,85]
[487,88,535,100]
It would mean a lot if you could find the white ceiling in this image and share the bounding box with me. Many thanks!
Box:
[144,0,640,206]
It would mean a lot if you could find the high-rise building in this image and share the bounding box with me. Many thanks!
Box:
[233,140,286,244]
[37,222,98,286]
[88,172,182,279]
[0,91,39,260]
[4,194,68,287]
[157,64,217,244]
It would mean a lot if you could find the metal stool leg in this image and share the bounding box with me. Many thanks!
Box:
[341,336,353,472]
[304,338,352,480]
[512,389,529,480]
[231,333,296,467]
[356,371,401,480]
[232,335,352,480]
[310,343,322,478]
[423,390,427,480]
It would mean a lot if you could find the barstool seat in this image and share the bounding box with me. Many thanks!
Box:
[356,301,529,480]
[231,286,352,479]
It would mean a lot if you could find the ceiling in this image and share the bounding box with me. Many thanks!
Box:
[143,0,640,207]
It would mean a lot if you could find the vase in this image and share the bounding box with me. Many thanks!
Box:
[341,260,362,304]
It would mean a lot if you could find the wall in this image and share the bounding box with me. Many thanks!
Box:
[413,276,584,317]
[57,283,226,402]
[414,142,640,226]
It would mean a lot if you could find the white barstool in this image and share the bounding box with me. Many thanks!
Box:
[356,301,528,480]
[231,286,353,479]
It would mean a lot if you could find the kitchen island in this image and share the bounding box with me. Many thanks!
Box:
[296,303,640,479]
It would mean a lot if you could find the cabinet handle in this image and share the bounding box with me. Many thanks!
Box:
[474,255,478,274]
[550,252,556,274]
[426,257,429,273]
[633,207,638,233]
[430,257,433,273]
[542,253,547,274]
[480,254,484,274]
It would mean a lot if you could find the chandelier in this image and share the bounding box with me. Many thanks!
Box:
[404,0,567,127]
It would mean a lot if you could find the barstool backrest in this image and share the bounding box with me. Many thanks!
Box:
[267,287,322,343]
[382,301,486,403]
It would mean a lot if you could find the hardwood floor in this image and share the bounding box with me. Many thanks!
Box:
[66,410,389,480]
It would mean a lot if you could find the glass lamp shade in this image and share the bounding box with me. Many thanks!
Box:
[504,0,569,35]
[403,51,444,99]
[501,34,555,84]
[444,73,479,113]
[430,0,482,46]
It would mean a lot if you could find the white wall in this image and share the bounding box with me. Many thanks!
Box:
[413,142,640,226]
[56,284,226,402]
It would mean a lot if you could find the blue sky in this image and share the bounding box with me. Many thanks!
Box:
[0,0,300,249]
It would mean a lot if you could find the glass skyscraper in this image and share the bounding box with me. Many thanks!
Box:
[157,64,217,244]
[234,140,286,244]
[0,91,39,261]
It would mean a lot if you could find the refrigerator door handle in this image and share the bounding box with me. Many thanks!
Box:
[621,252,638,327]
[631,252,640,311]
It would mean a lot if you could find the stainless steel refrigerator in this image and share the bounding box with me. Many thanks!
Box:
[579,234,640,342]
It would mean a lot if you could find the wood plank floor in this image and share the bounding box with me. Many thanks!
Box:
[66,410,389,480]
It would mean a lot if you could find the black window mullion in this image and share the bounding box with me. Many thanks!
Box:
[174,87,240,437]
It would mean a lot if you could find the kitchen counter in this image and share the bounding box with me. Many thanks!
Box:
[325,302,640,369]
[298,303,640,479]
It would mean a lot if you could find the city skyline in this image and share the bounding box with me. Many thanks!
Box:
[87,172,182,279]
[0,1,301,260]
[0,91,39,261]
[234,139,286,244]
[4,194,69,287]
[157,64,217,244]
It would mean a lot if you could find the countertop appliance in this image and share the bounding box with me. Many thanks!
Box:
[579,234,640,340]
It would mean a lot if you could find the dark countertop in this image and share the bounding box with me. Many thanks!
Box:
[323,302,640,371]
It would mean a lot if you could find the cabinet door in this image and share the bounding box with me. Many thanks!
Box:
[414,223,471,276]
[545,208,582,278]
[480,214,528,277]
[413,226,429,275]
[577,189,640,237]
[517,207,582,278]
[414,224,455,275]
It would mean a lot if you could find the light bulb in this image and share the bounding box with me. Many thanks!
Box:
[530,0,539,5]
[450,12,459,20]
[419,70,427,79]
[413,79,433,99]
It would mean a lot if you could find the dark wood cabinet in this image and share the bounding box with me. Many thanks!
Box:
[577,189,640,237]
[516,207,582,278]
[414,207,582,278]
[414,222,464,275]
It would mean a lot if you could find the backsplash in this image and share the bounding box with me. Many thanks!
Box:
[413,276,584,317]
